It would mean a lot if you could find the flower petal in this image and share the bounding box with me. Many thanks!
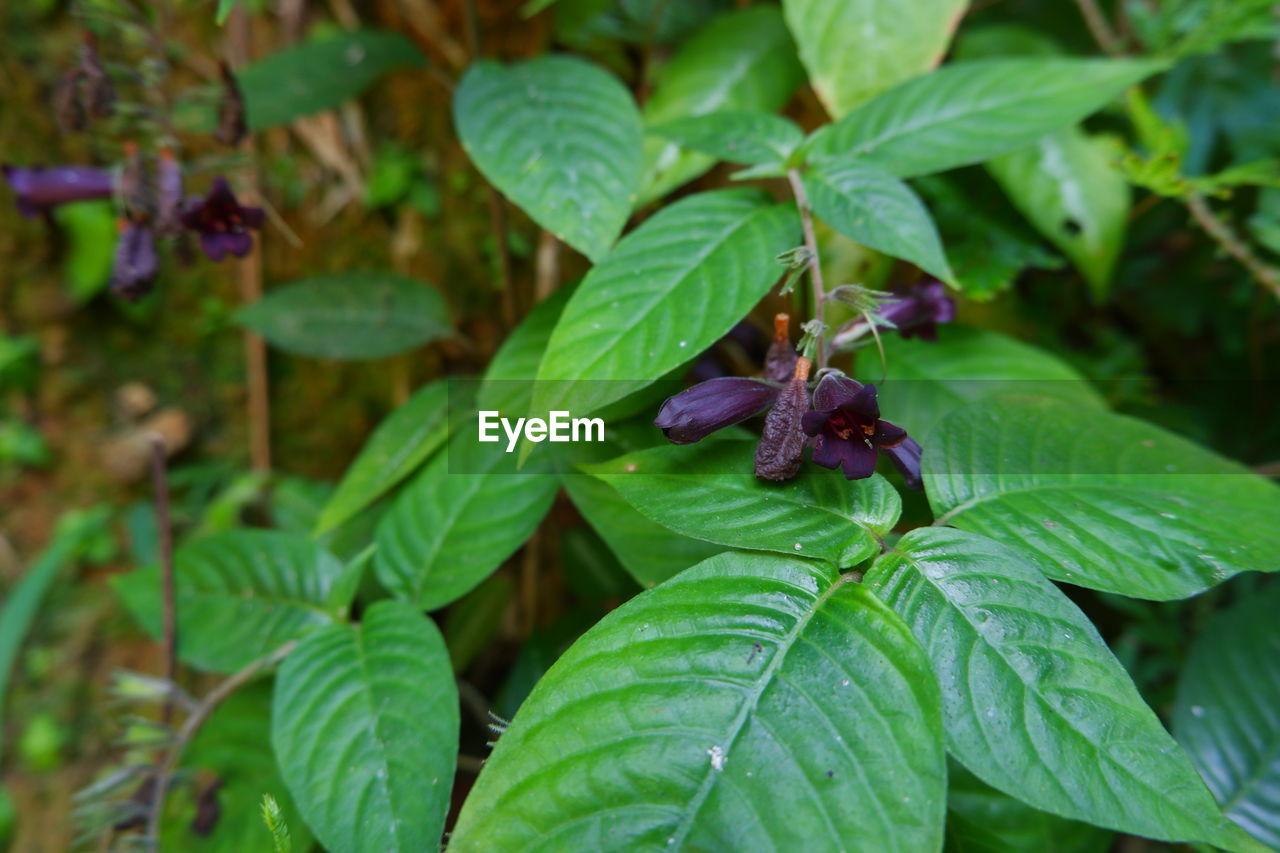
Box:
[873,418,908,447]
[812,372,863,411]
[811,433,878,480]
[881,436,923,490]
[836,382,881,423]
[654,377,780,444]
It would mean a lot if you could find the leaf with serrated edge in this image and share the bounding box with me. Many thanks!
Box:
[235,272,450,361]
[782,0,967,117]
[374,436,557,610]
[314,380,449,535]
[450,551,944,852]
[868,527,1252,849]
[1175,585,1280,849]
[925,395,1280,600]
[272,600,458,853]
[534,189,800,418]
[455,55,642,261]
[640,6,804,203]
[808,59,1165,179]
[803,160,953,282]
[584,439,900,567]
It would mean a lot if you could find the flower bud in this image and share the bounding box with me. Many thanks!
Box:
[111,220,158,301]
[215,61,247,147]
[754,357,811,481]
[654,377,779,444]
[763,312,797,383]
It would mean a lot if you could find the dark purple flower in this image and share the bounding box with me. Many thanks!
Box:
[111,221,158,301]
[654,377,780,444]
[831,281,957,348]
[2,165,114,218]
[801,373,922,488]
[181,177,264,261]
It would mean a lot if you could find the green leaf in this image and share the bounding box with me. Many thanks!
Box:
[925,396,1280,600]
[454,55,643,261]
[803,161,952,281]
[214,0,239,24]
[113,531,346,673]
[946,762,1112,853]
[868,527,1247,847]
[166,685,312,853]
[450,552,945,851]
[374,437,558,610]
[585,439,900,567]
[533,189,799,417]
[873,326,1104,440]
[1175,585,1280,849]
[314,381,449,535]
[640,6,804,203]
[809,59,1165,179]
[987,127,1130,300]
[236,273,450,361]
[562,472,722,588]
[443,574,513,673]
[239,31,426,129]
[650,111,804,166]
[782,0,967,117]
[478,285,574,415]
[51,201,115,303]
[272,600,458,853]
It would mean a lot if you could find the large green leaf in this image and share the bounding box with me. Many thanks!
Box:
[808,59,1165,179]
[924,396,1280,600]
[585,439,900,567]
[533,189,799,418]
[562,472,722,588]
[987,127,1130,300]
[114,531,346,673]
[454,55,643,261]
[803,160,952,281]
[640,6,804,203]
[1174,584,1280,849]
[236,273,450,361]
[650,111,804,166]
[945,763,1112,853]
[478,286,574,416]
[868,527,1250,848]
[374,436,558,610]
[782,0,967,117]
[166,685,313,853]
[314,380,450,535]
[873,326,1104,440]
[272,600,458,853]
[449,552,945,851]
[239,31,427,129]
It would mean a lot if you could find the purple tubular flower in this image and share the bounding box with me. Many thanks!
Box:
[2,165,114,218]
[181,177,264,261]
[111,221,158,301]
[155,148,184,235]
[877,281,956,341]
[654,377,780,444]
[763,312,798,383]
[801,373,922,488]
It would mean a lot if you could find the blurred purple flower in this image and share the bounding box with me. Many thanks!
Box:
[801,373,922,488]
[155,148,185,235]
[2,165,113,218]
[181,177,263,261]
[654,377,780,444]
[832,281,957,348]
[111,221,158,301]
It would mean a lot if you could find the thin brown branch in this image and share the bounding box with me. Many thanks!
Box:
[1186,194,1280,302]
[144,641,297,845]
[786,168,828,369]
[534,230,561,301]
[1072,0,1125,56]
[147,435,177,727]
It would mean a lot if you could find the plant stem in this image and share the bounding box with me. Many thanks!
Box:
[1072,0,1125,56]
[147,435,177,727]
[787,168,828,369]
[144,641,297,846]
[1186,194,1280,302]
